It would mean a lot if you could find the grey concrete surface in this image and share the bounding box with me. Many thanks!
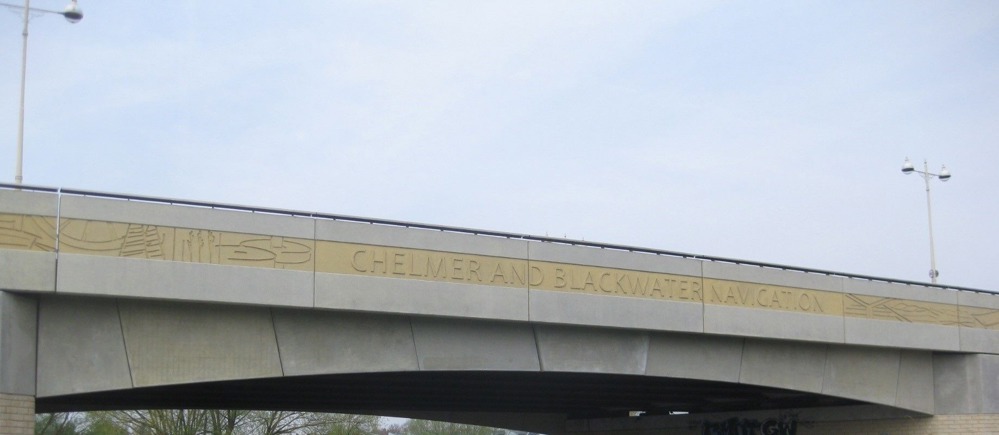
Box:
[527,242,703,277]
[958,291,999,354]
[5,193,999,419]
[821,346,900,405]
[315,273,528,320]
[739,339,827,393]
[934,353,983,414]
[896,350,935,414]
[119,300,283,387]
[57,254,315,307]
[59,195,315,238]
[316,220,529,258]
[0,189,57,216]
[273,309,419,375]
[535,325,648,374]
[844,317,960,351]
[702,261,844,292]
[36,296,132,397]
[645,332,743,383]
[933,353,999,414]
[0,251,55,292]
[529,290,703,332]
[704,304,845,343]
[411,317,540,371]
[843,279,957,304]
[0,293,36,395]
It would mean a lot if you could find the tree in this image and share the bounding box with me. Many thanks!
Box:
[399,419,503,435]
[35,413,82,435]
[54,410,381,435]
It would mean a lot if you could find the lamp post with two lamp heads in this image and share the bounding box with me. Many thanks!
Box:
[1,0,83,185]
[901,157,951,284]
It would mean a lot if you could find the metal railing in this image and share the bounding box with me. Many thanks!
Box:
[3,182,995,295]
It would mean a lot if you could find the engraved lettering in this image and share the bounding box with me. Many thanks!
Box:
[468,259,481,282]
[351,250,368,272]
[631,276,648,296]
[451,258,464,280]
[408,252,422,276]
[392,253,406,275]
[529,266,544,286]
[491,263,508,284]
[757,288,771,307]
[599,272,613,292]
[616,274,628,293]
[651,278,665,298]
[426,256,446,279]
[511,264,527,286]
[555,268,567,288]
[582,271,597,292]
[798,293,812,311]
[371,249,387,274]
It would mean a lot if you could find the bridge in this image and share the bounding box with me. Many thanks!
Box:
[1,184,997,435]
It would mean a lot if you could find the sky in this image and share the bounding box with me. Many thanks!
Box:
[2,1,998,291]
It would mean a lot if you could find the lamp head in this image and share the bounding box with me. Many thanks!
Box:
[901,157,914,174]
[939,165,951,181]
[62,1,83,23]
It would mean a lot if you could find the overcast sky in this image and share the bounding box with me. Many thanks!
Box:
[2,1,997,290]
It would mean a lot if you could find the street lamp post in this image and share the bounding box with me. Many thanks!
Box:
[901,157,951,284]
[1,0,82,185]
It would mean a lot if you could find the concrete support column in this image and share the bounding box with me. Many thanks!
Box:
[0,393,34,435]
[0,293,37,435]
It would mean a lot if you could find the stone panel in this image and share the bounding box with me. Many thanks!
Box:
[844,317,959,351]
[958,291,999,354]
[57,254,314,307]
[527,242,703,277]
[0,214,56,253]
[58,195,315,238]
[843,279,957,304]
[0,251,55,292]
[36,296,132,397]
[529,290,702,333]
[704,304,844,343]
[119,300,282,387]
[315,273,528,320]
[272,309,418,375]
[535,325,648,374]
[411,318,540,371]
[702,261,844,292]
[739,339,826,393]
[0,189,57,216]
[0,293,36,395]
[645,333,743,383]
[315,220,529,259]
[317,240,528,290]
[821,346,900,405]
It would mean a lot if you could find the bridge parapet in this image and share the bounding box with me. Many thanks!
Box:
[2,186,998,356]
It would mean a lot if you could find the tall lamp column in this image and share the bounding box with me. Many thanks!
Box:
[901,157,951,284]
[1,0,83,184]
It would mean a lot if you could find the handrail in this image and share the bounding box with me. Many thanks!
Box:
[3,182,995,295]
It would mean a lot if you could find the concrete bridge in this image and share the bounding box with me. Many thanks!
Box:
[1,184,997,434]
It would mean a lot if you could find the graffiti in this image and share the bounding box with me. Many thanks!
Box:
[701,414,797,435]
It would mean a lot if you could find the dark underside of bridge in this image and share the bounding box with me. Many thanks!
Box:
[38,372,864,419]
